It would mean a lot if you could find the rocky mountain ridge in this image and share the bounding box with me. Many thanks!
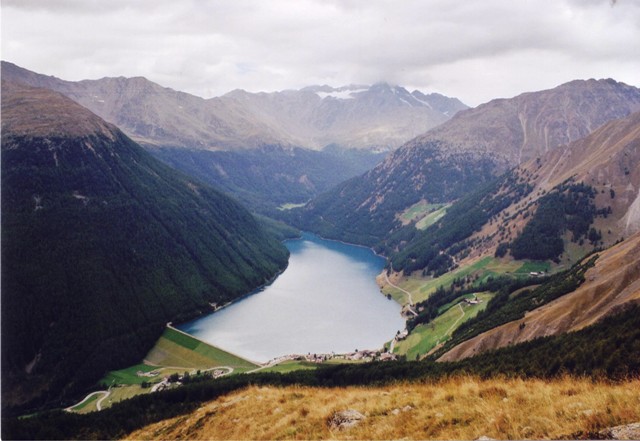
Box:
[455,110,640,265]
[295,79,640,246]
[1,61,466,152]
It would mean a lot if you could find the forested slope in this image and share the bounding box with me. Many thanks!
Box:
[1,81,289,412]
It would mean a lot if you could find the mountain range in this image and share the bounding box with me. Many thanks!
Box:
[1,61,467,211]
[1,61,466,152]
[294,78,640,246]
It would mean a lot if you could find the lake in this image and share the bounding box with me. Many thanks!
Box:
[178,232,405,363]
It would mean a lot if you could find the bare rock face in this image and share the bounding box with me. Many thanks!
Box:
[327,409,366,430]
[598,422,640,440]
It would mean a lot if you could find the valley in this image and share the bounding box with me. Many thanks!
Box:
[2,60,640,440]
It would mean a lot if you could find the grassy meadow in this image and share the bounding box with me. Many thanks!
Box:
[144,327,258,371]
[126,376,640,440]
[70,326,260,413]
[394,292,493,360]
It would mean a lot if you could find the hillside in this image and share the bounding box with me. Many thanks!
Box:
[126,378,640,440]
[296,80,640,245]
[150,145,386,213]
[0,81,289,412]
[435,110,640,269]
[5,301,639,439]
[439,231,640,362]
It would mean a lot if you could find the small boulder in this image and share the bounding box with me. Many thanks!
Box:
[327,409,366,430]
[599,422,640,440]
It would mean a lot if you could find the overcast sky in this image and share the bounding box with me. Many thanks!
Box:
[2,0,639,106]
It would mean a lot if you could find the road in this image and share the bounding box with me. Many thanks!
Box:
[384,272,415,306]
[65,390,109,412]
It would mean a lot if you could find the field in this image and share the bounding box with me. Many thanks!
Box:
[382,256,546,306]
[143,326,258,371]
[99,363,159,386]
[383,256,494,305]
[415,204,449,229]
[394,292,493,360]
[70,326,260,414]
[68,392,101,414]
[515,260,551,274]
[127,377,640,440]
[399,201,449,227]
[258,360,320,374]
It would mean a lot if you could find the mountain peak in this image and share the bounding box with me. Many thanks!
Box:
[1,80,116,140]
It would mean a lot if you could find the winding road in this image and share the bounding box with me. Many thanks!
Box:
[65,390,110,412]
[384,273,418,316]
[384,273,414,305]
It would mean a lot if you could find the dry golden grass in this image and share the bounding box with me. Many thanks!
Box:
[126,376,640,440]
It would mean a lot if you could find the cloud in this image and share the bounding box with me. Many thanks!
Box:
[2,0,639,106]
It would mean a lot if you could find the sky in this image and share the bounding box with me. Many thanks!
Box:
[2,0,639,107]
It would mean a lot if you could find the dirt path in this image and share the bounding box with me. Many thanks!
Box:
[384,272,415,306]
[444,303,465,337]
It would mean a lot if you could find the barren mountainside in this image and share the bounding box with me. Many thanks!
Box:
[415,78,640,165]
[451,110,640,265]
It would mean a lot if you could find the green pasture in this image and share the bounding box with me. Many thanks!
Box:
[382,258,491,305]
[416,204,449,229]
[515,260,551,274]
[99,364,158,386]
[69,393,101,414]
[144,327,258,371]
[394,292,493,360]
[259,360,319,374]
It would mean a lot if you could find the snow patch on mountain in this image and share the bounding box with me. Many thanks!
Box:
[316,88,367,100]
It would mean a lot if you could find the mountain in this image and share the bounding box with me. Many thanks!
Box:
[389,109,640,275]
[1,61,466,152]
[0,80,289,411]
[0,61,286,150]
[295,79,640,246]
[439,229,640,362]
[1,62,467,211]
[222,83,468,151]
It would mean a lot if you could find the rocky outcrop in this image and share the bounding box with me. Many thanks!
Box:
[327,409,366,430]
[598,422,640,440]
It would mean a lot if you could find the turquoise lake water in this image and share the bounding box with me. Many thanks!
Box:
[178,232,405,363]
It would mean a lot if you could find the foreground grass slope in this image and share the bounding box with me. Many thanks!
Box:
[4,303,638,439]
[127,377,640,440]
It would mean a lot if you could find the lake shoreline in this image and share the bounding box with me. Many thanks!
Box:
[177,232,405,362]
